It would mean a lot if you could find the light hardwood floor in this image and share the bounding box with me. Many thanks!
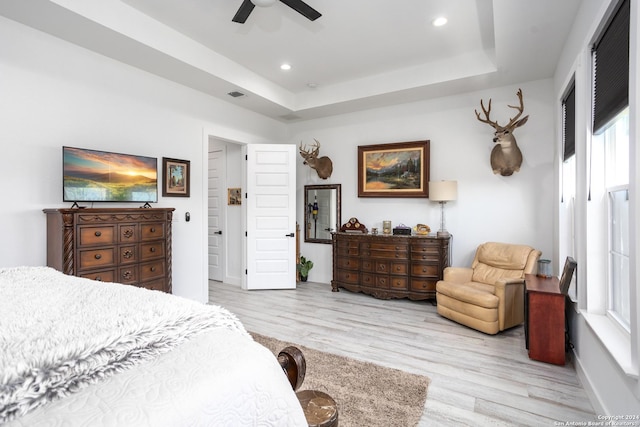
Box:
[208,280,596,426]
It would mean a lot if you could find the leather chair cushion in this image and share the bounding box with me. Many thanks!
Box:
[436,280,498,309]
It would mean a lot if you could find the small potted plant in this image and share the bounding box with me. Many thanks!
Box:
[297,255,314,282]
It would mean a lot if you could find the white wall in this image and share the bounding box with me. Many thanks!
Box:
[290,80,556,285]
[0,16,287,302]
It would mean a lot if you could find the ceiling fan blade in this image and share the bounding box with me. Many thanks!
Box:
[279,0,321,21]
[232,0,255,23]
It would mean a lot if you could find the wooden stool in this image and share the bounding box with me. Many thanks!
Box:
[296,390,338,427]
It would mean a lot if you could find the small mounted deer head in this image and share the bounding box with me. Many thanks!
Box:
[299,139,333,180]
[475,88,529,176]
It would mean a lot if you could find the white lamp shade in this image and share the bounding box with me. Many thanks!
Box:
[251,0,277,7]
[429,180,458,202]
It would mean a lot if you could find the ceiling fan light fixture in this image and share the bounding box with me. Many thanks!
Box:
[251,0,277,7]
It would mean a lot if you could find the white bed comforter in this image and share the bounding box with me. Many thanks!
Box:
[0,266,306,426]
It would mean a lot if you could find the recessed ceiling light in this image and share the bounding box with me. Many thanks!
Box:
[280,63,292,71]
[307,82,318,89]
[432,16,448,27]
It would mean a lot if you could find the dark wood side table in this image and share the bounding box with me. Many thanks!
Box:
[524,274,565,365]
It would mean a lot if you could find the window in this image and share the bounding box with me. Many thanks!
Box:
[604,109,630,330]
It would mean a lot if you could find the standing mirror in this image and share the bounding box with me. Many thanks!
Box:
[304,184,341,244]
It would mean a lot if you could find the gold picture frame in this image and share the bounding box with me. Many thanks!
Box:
[357,140,430,198]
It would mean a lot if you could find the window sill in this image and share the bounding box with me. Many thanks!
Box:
[582,312,638,378]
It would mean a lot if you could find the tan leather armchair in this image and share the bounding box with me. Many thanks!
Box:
[436,242,541,335]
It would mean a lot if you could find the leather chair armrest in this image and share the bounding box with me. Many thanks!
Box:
[494,278,525,289]
[494,278,526,330]
[443,267,473,283]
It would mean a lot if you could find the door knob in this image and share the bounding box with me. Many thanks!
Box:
[285,233,295,237]
[215,230,222,235]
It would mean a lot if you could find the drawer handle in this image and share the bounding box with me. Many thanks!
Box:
[95,276,102,281]
[123,250,133,259]
[94,254,102,260]
[123,229,134,239]
[423,268,427,272]
[150,266,156,272]
[94,231,102,237]
[396,266,401,271]
[122,270,132,279]
[150,247,156,253]
[150,227,156,233]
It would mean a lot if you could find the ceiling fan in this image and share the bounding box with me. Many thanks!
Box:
[232,0,321,24]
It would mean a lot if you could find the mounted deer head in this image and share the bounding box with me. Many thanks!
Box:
[299,139,333,180]
[475,88,529,176]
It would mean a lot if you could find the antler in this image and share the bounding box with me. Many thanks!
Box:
[475,98,500,129]
[505,88,525,129]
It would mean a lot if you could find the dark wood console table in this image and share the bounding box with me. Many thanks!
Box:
[331,232,450,300]
[524,273,565,365]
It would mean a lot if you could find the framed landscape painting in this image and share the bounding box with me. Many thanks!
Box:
[358,140,430,198]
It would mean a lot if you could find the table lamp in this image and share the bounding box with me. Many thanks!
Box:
[429,180,458,237]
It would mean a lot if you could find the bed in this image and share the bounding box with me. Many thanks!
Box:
[0,266,307,426]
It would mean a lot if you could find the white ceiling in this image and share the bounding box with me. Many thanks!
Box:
[0,0,582,122]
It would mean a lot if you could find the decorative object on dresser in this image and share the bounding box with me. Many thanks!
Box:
[475,88,529,176]
[524,273,566,365]
[357,140,430,198]
[428,180,458,237]
[339,217,368,233]
[332,232,450,300]
[436,242,541,335]
[162,157,190,197]
[43,208,175,293]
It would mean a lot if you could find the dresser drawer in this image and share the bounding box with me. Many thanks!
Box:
[119,245,137,264]
[336,257,360,270]
[140,242,165,260]
[361,260,374,272]
[78,226,116,247]
[78,248,115,270]
[137,278,166,292]
[361,272,375,286]
[412,251,439,261]
[390,262,408,275]
[411,243,440,257]
[141,223,166,241]
[375,260,390,274]
[368,249,408,260]
[337,246,359,256]
[363,242,408,251]
[140,260,165,281]
[336,239,359,249]
[375,275,389,289]
[390,277,408,290]
[118,266,138,284]
[411,262,439,278]
[79,269,115,283]
[336,269,359,284]
[119,224,138,242]
[410,278,436,292]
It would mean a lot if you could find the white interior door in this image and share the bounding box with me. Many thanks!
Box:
[208,148,224,281]
[244,144,296,290]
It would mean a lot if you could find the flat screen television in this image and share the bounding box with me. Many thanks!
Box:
[63,146,158,203]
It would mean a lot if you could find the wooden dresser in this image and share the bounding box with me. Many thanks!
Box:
[44,208,175,293]
[331,232,450,300]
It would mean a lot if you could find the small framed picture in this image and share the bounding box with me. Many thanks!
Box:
[228,188,242,205]
[162,157,190,197]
